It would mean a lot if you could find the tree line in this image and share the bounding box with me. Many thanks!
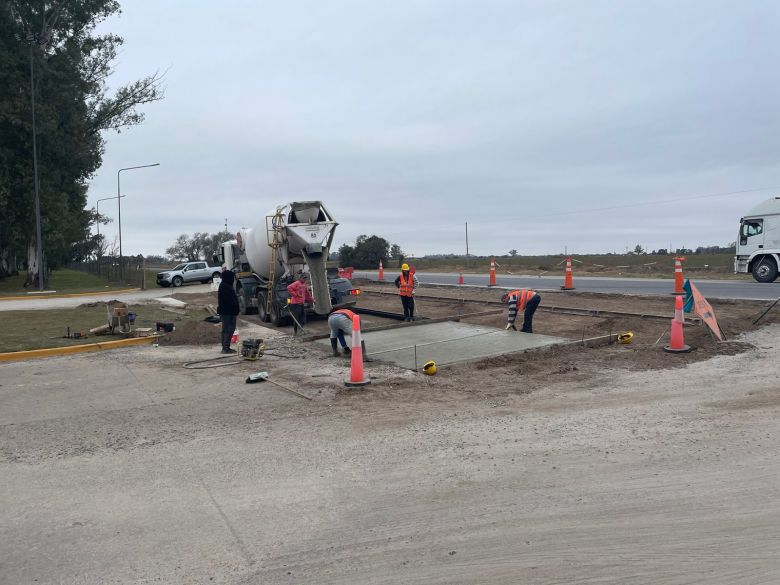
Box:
[0,1,163,285]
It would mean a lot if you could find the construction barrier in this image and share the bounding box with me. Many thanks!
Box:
[664,295,691,353]
[345,314,370,387]
[338,267,354,280]
[488,256,497,286]
[378,259,384,281]
[561,256,575,290]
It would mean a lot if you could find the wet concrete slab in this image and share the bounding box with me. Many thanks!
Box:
[318,321,568,370]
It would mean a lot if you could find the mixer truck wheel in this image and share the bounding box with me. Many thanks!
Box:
[257,295,270,323]
[238,291,248,315]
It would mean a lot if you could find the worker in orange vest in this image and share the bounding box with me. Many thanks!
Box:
[328,308,370,359]
[501,289,541,333]
[394,263,419,321]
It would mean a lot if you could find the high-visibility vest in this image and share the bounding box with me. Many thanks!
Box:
[332,309,356,321]
[399,273,415,297]
[506,289,536,310]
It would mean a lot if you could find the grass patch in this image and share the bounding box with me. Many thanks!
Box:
[0,269,138,297]
[0,303,210,353]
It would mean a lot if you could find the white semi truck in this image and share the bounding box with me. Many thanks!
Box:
[216,201,358,325]
[734,197,780,282]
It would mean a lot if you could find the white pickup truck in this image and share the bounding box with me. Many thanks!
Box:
[156,261,222,287]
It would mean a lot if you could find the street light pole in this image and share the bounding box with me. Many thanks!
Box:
[117,163,160,283]
[96,195,123,276]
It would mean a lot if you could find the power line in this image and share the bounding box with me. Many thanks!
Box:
[529,186,779,219]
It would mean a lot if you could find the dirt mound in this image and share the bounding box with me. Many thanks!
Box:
[157,319,221,346]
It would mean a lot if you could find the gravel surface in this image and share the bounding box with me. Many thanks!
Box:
[2,320,780,583]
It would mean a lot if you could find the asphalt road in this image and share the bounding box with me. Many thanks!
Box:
[354,271,780,301]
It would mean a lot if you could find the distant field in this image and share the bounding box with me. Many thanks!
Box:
[398,253,739,278]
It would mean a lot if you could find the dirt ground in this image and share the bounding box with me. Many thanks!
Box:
[168,285,779,378]
[3,312,780,583]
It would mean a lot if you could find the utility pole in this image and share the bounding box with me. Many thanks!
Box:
[465,222,469,261]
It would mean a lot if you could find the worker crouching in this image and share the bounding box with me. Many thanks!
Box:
[501,289,541,333]
[395,263,419,322]
[328,308,370,359]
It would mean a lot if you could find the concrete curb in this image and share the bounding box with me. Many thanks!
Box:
[0,288,140,302]
[0,335,161,363]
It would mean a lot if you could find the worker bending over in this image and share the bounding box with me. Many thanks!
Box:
[287,273,314,335]
[327,308,370,359]
[394,263,419,322]
[501,289,541,333]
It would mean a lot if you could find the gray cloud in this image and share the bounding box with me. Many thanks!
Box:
[88,0,780,257]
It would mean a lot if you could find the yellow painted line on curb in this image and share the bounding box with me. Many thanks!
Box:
[0,335,162,363]
[0,288,140,301]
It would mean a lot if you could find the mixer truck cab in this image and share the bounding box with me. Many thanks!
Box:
[735,197,780,283]
[215,201,359,326]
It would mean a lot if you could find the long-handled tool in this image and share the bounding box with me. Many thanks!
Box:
[246,371,312,400]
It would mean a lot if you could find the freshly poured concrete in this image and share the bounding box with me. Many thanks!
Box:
[320,321,567,369]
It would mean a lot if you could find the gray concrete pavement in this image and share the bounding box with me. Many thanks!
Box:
[317,321,567,369]
[355,270,780,300]
[0,283,212,311]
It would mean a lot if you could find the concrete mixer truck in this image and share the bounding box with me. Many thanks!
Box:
[215,201,359,326]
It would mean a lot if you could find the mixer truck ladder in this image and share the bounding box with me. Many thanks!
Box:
[265,209,286,316]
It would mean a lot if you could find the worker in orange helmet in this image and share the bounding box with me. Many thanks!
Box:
[394,263,419,322]
[501,289,541,333]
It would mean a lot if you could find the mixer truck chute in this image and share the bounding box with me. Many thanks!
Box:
[216,201,358,325]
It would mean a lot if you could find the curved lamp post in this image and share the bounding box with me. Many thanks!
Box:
[117,163,160,283]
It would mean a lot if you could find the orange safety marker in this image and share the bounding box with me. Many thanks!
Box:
[345,315,371,387]
[561,256,575,290]
[378,259,384,281]
[488,256,497,286]
[458,272,464,285]
[664,295,691,353]
[673,256,685,295]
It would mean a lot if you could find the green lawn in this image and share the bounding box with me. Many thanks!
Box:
[0,269,137,296]
[0,304,209,352]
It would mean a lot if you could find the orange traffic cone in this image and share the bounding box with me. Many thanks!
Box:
[458,272,464,285]
[488,256,497,286]
[561,256,575,290]
[673,256,685,295]
[378,259,384,281]
[345,315,371,386]
[664,295,691,353]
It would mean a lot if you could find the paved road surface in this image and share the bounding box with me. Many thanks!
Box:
[0,283,213,311]
[355,270,780,301]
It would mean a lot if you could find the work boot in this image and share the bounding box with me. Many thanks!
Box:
[521,328,532,333]
[343,346,352,355]
[330,338,340,357]
[221,348,237,354]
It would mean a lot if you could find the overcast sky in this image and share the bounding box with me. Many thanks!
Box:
[88,0,780,258]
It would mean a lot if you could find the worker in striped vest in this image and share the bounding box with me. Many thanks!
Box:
[501,289,541,333]
[328,308,370,359]
[394,263,419,321]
